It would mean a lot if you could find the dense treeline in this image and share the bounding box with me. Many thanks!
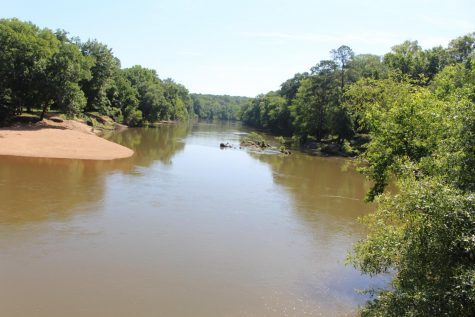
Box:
[191,93,251,120]
[0,18,194,125]
[240,34,475,144]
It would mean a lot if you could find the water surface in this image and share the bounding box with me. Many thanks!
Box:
[0,122,382,316]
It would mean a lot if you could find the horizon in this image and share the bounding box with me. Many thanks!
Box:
[2,0,474,97]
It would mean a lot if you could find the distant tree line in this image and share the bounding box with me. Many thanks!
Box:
[0,18,196,125]
[191,94,251,121]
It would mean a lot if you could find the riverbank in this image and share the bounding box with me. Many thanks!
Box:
[0,117,134,160]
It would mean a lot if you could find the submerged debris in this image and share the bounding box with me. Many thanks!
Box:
[219,142,234,148]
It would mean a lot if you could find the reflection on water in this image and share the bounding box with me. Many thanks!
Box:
[253,152,374,223]
[105,123,192,167]
[0,122,381,317]
[0,157,109,224]
[0,124,192,225]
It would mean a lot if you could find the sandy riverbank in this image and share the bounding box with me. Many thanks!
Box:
[0,118,134,160]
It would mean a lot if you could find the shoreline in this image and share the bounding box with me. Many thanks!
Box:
[0,118,134,160]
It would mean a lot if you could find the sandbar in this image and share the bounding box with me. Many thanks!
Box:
[0,119,133,160]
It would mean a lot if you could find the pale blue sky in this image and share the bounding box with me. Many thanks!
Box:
[2,0,474,96]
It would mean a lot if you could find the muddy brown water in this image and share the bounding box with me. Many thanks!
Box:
[0,122,385,317]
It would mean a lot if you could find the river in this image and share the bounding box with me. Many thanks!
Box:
[0,121,384,317]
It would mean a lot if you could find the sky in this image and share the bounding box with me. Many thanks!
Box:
[1,0,474,97]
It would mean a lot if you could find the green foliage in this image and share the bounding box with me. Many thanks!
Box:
[0,18,60,118]
[341,139,357,156]
[123,106,142,127]
[80,40,119,115]
[162,79,193,121]
[241,33,474,147]
[345,77,442,199]
[383,41,447,83]
[46,32,93,117]
[351,178,475,317]
[291,60,343,141]
[291,76,331,141]
[348,54,387,81]
[242,46,363,142]
[107,69,140,124]
[58,82,87,117]
[383,41,428,82]
[447,32,475,65]
[348,51,475,316]
[241,132,269,148]
[331,45,355,90]
[192,94,251,120]
[123,66,194,123]
[427,61,475,193]
[0,18,193,124]
[240,93,290,134]
[274,135,285,145]
[279,72,309,101]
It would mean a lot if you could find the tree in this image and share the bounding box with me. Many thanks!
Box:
[41,31,93,119]
[430,60,475,191]
[383,41,427,82]
[80,40,119,115]
[162,79,193,121]
[194,94,250,121]
[348,54,387,81]
[349,58,475,316]
[291,60,340,141]
[448,32,475,65]
[345,76,441,200]
[331,45,354,90]
[123,65,166,122]
[240,96,262,127]
[107,69,141,124]
[240,92,291,134]
[423,46,450,82]
[350,177,475,317]
[0,19,59,119]
[0,18,193,125]
[279,72,309,101]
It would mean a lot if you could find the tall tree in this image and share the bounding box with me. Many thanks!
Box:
[80,40,119,115]
[162,79,193,121]
[279,72,309,101]
[0,19,59,118]
[348,54,387,81]
[383,41,427,82]
[291,60,339,141]
[123,65,166,122]
[331,45,354,91]
[40,31,93,119]
[107,69,141,125]
[448,32,475,64]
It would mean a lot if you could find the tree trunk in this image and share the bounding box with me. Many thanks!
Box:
[341,66,345,92]
[39,102,49,121]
